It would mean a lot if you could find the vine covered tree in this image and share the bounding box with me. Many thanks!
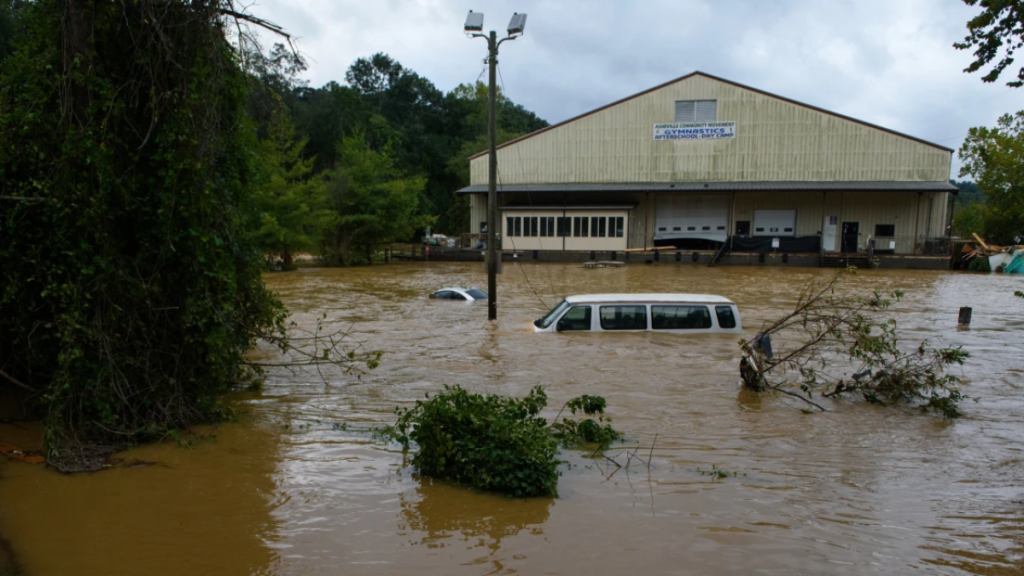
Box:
[0,0,288,467]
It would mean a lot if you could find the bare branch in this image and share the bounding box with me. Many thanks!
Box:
[0,368,37,393]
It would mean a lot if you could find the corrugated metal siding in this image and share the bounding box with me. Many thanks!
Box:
[734,192,825,237]
[471,75,951,185]
[469,194,488,235]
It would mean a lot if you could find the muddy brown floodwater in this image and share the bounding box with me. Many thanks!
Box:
[2,263,1023,575]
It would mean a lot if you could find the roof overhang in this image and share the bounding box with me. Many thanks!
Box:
[457,181,959,194]
[498,204,636,211]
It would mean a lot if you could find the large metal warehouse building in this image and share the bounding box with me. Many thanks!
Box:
[458,72,956,260]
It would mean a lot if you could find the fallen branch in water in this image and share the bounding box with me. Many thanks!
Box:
[739,268,969,418]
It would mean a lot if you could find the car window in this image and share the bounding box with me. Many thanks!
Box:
[651,305,712,329]
[599,305,647,330]
[433,290,452,300]
[450,292,467,301]
[557,306,591,331]
[715,306,737,329]
[466,289,487,299]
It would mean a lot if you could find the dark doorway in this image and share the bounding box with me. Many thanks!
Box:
[841,222,859,253]
[735,220,751,236]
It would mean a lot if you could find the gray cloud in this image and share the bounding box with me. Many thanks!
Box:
[252,0,1023,177]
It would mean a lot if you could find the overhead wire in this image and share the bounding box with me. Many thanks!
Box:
[496,63,557,310]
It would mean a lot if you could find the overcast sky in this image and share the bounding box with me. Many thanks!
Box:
[252,0,1022,178]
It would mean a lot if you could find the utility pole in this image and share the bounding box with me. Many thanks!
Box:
[466,11,527,321]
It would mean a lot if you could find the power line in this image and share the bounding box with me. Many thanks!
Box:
[496,63,559,309]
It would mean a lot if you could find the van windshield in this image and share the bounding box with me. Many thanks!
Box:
[535,299,569,328]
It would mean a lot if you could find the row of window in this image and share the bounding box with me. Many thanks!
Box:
[558,305,736,331]
[506,216,625,238]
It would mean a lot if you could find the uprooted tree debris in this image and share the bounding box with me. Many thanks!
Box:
[960,233,1024,273]
[739,269,969,418]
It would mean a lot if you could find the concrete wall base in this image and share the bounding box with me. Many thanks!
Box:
[409,249,952,270]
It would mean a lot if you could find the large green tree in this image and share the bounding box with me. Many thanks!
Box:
[955,0,1024,86]
[324,132,431,264]
[253,112,335,266]
[0,0,285,460]
[958,112,1024,243]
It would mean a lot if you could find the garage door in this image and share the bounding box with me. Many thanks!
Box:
[654,195,728,242]
[753,210,796,237]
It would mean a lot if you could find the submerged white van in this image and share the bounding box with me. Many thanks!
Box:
[533,294,742,334]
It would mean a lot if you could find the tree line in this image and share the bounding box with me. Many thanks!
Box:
[250,51,547,266]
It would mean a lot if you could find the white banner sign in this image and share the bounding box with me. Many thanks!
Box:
[653,121,736,141]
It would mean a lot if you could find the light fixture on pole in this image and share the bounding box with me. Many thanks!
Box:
[465,10,527,322]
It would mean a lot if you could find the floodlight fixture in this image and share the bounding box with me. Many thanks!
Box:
[465,10,484,33]
[507,13,527,36]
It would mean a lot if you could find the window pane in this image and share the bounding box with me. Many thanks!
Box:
[694,100,717,122]
[556,217,566,237]
[875,224,895,237]
[651,305,712,329]
[515,217,521,236]
[548,217,555,237]
[715,306,736,329]
[557,306,591,331]
[581,217,589,237]
[531,217,538,237]
[573,217,581,237]
[536,299,569,329]
[674,100,695,122]
[615,216,624,237]
[598,217,607,237]
[599,305,647,330]
[506,216,513,237]
[540,217,549,237]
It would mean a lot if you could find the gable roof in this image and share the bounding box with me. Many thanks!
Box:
[470,71,954,160]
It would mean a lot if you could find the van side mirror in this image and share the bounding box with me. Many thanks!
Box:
[556,319,570,332]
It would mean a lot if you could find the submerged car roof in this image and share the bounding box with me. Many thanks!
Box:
[563,294,735,305]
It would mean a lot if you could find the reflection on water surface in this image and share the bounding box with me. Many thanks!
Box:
[1,263,1023,575]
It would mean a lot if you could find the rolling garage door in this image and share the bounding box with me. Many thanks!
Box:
[753,210,796,237]
[654,195,728,242]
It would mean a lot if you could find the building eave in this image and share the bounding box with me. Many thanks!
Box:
[457,181,959,194]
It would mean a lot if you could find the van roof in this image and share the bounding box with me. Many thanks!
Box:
[564,294,735,305]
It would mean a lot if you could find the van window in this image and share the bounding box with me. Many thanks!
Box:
[651,305,711,329]
[599,305,647,330]
[715,306,737,328]
[557,306,591,331]
[535,299,569,329]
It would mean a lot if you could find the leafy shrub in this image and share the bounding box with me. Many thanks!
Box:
[550,395,621,448]
[394,385,560,497]
[393,386,623,497]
